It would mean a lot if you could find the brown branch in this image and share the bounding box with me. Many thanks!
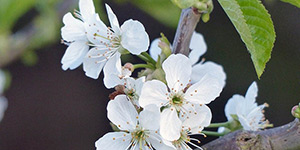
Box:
[0,0,77,67]
[201,119,300,150]
[172,7,201,55]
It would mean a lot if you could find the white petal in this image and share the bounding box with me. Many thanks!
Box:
[224,94,243,121]
[120,19,149,55]
[149,38,161,61]
[245,81,258,104]
[85,13,110,45]
[95,132,131,150]
[79,0,95,21]
[61,13,86,42]
[139,80,169,108]
[83,47,109,79]
[191,61,226,87]
[61,41,89,70]
[189,32,207,65]
[148,131,176,150]
[139,104,160,131]
[105,4,120,34]
[237,115,252,130]
[134,76,145,96]
[103,53,123,88]
[0,70,5,94]
[182,104,212,134]
[162,54,192,92]
[185,74,223,104]
[107,95,138,131]
[0,96,8,122]
[160,107,182,141]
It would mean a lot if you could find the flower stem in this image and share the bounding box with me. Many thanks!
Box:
[202,130,225,137]
[207,122,230,128]
[137,55,150,63]
[141,52,156,65]
[133,64,155,70]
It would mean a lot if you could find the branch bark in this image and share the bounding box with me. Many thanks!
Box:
[172,7,300,150]
[172,7,201,55]
[202,119,300,150]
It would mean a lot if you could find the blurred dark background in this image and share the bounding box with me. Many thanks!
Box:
[0,0,299,149]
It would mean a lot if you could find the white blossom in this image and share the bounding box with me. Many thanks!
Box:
[103,53,132,89]
[223,82,270,131]
[139,54,223,141]
[124,77,145,107]
[60,0,96,70]
[171,104,212,150]
[149,32,226,85]
[95,95,175,150]
[0,70,8,122]
[83,4,149,79]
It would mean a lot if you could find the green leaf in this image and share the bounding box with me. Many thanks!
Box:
[218,0,276,78]
[281,0,300,8]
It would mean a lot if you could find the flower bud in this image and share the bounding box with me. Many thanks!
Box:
[124,63,134,72]
[291,103,300,118]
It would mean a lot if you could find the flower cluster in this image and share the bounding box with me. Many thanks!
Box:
[60,0,271,149]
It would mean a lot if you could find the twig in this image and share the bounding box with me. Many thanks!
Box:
[172,7,201,55]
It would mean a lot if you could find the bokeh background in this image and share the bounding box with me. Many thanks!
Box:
[0,0,299,149]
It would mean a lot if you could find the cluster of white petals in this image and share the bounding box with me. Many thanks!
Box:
[139,54,224,141]
[222,82,269,131]
[149,32,226,85]
[61,0,149,79]
[0,70,8,122]
[95,95,175,150]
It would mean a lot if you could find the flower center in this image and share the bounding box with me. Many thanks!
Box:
[131,126,149,141]
[170,92,185,106]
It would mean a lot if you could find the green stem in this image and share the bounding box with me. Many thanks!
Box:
[133,64,155,70]
[202,130,225,137]
[141,52,156,65]
[207,122,230,128]
[137,55,150,63]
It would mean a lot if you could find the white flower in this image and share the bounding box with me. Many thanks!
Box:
[60,0,96,70]
[124,77,145,107]
[139,54,223,141]
[95,95,175,150]
[83,4,149,79]
[149,32,226,85]
[172,104,212,150]
[224,82,270,131]
[0,96,8,122]
[0,70,5,94]
[0,70,8,122]
[103,53,132,89]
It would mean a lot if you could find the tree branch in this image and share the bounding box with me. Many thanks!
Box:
[172,7,201,55]
[201,119,300,150]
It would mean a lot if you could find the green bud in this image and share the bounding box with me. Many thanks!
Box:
[291,104,300,119]
[170,0,197,9]
[201,13,210,23]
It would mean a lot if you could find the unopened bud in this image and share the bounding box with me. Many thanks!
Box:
[115,85,125,92]
[291,103,300,118]
[124,63,134,72]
